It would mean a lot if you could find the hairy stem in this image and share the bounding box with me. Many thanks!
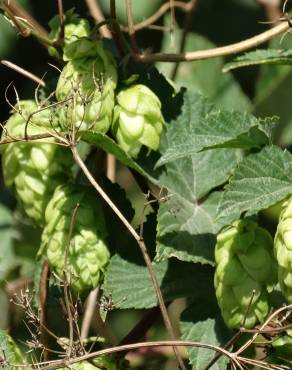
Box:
[71,145,185,369]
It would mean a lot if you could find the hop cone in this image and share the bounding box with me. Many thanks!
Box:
[1,100,73,226]
[274,197,292,302]
[56,43,117,133]
[41,184,110,293]
[112,84,165,158]
[214,219,277,329]
[48,10,93,61]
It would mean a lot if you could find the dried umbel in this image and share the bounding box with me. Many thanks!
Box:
[56,42,117,133]
[274,197,292,302]
[41,184,110,293]
[112,84,165,158]
[214,219,277,329]
[0,100,73,226]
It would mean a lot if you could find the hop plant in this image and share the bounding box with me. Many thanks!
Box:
[41,184,110,293]
[0,100,73,226]
[56,43,117,133]
[48,9,93,61]
[274,197,292,302]
[112,84,165,158]
[214,219,277,329]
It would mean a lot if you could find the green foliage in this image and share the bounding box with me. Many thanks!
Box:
[0,330,25,369]
[223,49,292,72]
[217,146,292,223]
[3,3,292,369]
[156,91,273,167]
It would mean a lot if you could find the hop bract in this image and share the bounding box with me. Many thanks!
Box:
[56,42,117,133]
[41,185,110,293]
[274,197,292,302]
[48,10,93,61]
[0,100,73,226]
[214,219,277,329]
[112,84,165,158]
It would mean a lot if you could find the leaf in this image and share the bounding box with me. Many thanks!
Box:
[81,131,160,184]
[223,49,292,72]
[180,302,231,370]
[254,36,292,146]
[0,205,17,283]
[157,19,251,111]
[0,330,24,369]
[103,255,213,309]
[156,191,232,265]
[156,90,271,167]
[217,145,292,222]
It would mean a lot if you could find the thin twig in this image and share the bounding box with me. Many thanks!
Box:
[0,133,53,145]
[110,0,125,57]
[63,204,80,358]
[30,340,236,370]
[70,145,186,370]
[1,60,45,86]
[203,331,242,370]
[135,18,289,62]
[257,0,282,23]
[171,0,197,80]
[1,0,49,38]
[125,0,139,54]
[57,0,64,41]
[85,0,111,38]
[235,304,292,355]
[81,288,99,341]
[39,260,50,362]
[120,1,188,32]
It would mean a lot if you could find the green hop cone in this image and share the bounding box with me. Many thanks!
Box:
[48,9,94,61]
[112,84,165,158]
[1,100,73,226]
[214,219,277,329]
[41,184,110,293]
[56,45,117,133]
[274,196,292,302]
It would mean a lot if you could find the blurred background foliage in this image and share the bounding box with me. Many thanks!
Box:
[1,0,292,368]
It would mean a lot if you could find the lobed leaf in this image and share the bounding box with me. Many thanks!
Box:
[180,302,231,370]
[103,254,213,309]
[217,145,292,222]
[223,49,292,72]
[156,91,274,167]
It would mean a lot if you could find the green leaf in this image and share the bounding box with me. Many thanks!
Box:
[103,255,213,309]
[156,91,271,167]
[81,131,160,183]
[180,302,231,370]
[223,49,292,72]
[0,205,17,283]
[156,191,232,265]
[254,36,292,146]
[157,19,251,111]
[0,330,24,369]
[217,145,292,222]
